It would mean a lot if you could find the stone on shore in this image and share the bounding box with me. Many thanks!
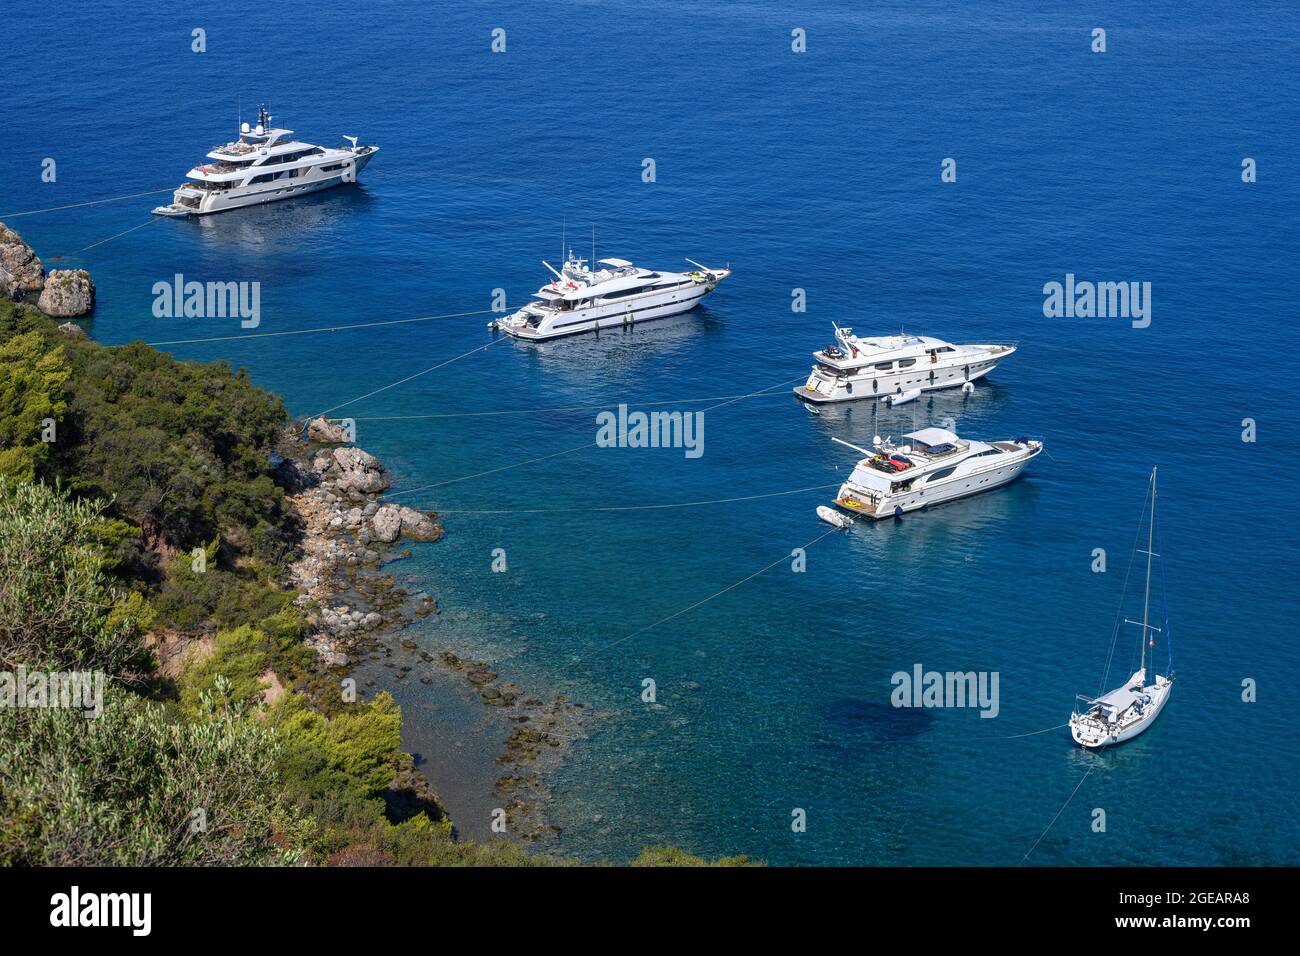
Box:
[371,504,403,543]
[37,269,95,317]
[0,222,45,298]
[398,505,439,540]
[325,446,391,497]
[307,416,351,444]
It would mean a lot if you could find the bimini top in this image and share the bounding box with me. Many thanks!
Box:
[903,427,960,449]
[598,257,633,268]
[1088,670,1149,717]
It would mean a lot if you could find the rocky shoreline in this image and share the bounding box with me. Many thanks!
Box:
[280,419,585,844]
[1,222,95,316]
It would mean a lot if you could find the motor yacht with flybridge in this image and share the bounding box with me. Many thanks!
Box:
[152,106,378,217]
[491,251,730,340]
[1069,468,1173,748]
[795,325,1016,404]
[828,427,1042,520]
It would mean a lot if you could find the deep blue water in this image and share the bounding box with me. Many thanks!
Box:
[6,0,1299,865]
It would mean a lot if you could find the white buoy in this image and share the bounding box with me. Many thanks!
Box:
[962,381,975,394]
[817,505,852,529]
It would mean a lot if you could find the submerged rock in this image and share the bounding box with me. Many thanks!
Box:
[37,269,95,317]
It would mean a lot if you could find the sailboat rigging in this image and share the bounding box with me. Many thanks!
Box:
[1069,467,1174,748]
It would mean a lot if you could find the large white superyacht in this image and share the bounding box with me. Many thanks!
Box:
[152,106,378,217]
[830,427,1042,519]
[795,326,1016,404]
[492,251,730,340]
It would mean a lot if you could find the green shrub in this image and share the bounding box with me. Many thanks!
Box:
[0,678,296,866]
[0,478,150,678]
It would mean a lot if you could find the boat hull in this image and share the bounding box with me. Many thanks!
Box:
[835,443,1041,519]
[496,282,719,341]
[794,348,1011,404]
[155,149,377,217]
[1070,678,1172,748]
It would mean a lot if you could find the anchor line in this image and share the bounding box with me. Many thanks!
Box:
[382,375,808,502]
[585,527,839,658]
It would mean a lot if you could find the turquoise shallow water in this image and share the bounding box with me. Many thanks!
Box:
[5,0,1299,864]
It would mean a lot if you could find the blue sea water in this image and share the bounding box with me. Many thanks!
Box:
[6,0,1299,865]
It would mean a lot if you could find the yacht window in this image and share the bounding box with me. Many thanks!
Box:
[874,362,893,371]
[898,358,916,368]
[927,466,957,481]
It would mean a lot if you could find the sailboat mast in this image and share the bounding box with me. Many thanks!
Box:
[1140,467,1157,676]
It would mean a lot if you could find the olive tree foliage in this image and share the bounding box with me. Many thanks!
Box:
[0,677,300,866]
[0,478,149,677]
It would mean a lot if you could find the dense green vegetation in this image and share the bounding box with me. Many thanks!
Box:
[0,300,754,867]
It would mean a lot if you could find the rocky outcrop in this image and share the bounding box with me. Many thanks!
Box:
[306,416,350,444]
[281,429,442,668]
[370,503,439,544]
[57,321,86,337]
[37,269,95,317]
[313,446,391,499]
[0,222,45,298]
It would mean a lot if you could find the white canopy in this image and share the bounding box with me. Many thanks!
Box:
[903,427,959,448]
[598,257,633,268]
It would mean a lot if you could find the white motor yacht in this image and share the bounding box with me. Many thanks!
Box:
[1069,468,1174,748]
[795,325,1015,404]
[830,427,1042,519]
[492,251,730,340]
[152,106,378,217]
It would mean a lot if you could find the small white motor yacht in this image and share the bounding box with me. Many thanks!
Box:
[830,427,1042,519]
[152,105,378,217]
[795,325,1015,404]
[492,251,730,340]
[1069,468,1174,748]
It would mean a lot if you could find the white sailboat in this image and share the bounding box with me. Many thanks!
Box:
[1069,467,1174,748]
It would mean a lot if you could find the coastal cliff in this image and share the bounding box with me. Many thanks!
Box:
[0,285,753,866]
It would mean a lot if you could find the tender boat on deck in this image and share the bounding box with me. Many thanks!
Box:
[830,427,1042,519]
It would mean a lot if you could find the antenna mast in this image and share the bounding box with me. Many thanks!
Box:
[1140,467,1157,677]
